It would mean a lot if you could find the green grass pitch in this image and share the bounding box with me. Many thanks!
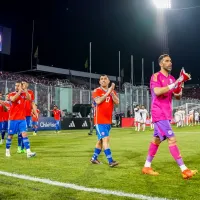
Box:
[0,126,199,200]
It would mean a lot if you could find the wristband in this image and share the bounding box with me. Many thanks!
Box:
[168,83,175,90]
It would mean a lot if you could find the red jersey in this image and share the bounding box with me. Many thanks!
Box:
[93,87,116,125]
[3,101,11,121]
[32,109,40,122]
[25,90,35,117]
[53,109,61,120]
[0,104,4,122]
[8,92,27,120]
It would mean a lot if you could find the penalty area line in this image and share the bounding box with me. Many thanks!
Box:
[0,170,172,200]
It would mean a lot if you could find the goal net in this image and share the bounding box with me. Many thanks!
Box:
[173,103,200,125]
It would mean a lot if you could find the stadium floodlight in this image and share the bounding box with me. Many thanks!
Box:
[153,0,171,9]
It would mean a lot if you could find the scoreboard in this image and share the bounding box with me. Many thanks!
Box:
[0,26,11,55]
[0,26,2,52]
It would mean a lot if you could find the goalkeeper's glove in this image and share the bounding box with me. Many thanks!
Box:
[173,68,191,95]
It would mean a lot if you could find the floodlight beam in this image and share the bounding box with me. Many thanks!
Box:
[153,0,171,9]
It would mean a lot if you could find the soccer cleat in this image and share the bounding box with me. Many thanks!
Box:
[27,152,36,158]
[109,160,119,167]
[17,147,22,153]
[90,159,102,164]
[33,132,37,136]
[6,149,11,157]
[21,149,26,153]
[182,169,198,179]
[142,167,159,176]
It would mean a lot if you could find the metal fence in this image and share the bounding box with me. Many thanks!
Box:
[120,83,150,117]
[0,80,73,117]
[122,82,200,117]
[1,80,200,117]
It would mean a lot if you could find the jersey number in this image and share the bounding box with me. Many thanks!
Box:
[106,97,110,102]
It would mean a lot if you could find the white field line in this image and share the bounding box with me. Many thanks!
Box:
[0,170,173,200]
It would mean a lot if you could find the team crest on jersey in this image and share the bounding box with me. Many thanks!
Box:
[168,130,173,135]
[169,79,173,84]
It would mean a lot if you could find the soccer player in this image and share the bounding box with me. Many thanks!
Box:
[134,105,141,131]
[32,104,40,135]
[174,109,181,127]
[23,82,35,128]
[139,105,148,131]
[142,54,197,179]
[49,105,61,133]
[188,109,194,126]
[1,93,10,144]
[0,93,8,144]
[90,75,119,167]
[194,110,199,126]
[181,108,186,127]
[6,82,36,158]
[17,81,37,153]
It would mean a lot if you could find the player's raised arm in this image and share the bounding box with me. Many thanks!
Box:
[173,90,182,100]
[110,83,119,105]
[153,86,172,96]
[22,82,31,100]
[152,73,177,96]
[111,92,119,105]
[94,87,112,105]
[32,102,38,119]
[9,83,23,102]
[0,100,8,112]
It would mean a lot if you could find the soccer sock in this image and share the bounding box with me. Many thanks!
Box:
[35,127,38,133]
[1,131,5,140]
[6,138,12,149]
[56,121,60,131]
[21,139,25,150]
[144,142,159,167]
[32,127,35,132]
[135,122,137,130]
[143,124,146,131]
[137,123,140,131]
[104,148,113,163]
[18,133,22,147]
[92,148,101,160]
[169,145,187,172]
[23,137,30,150]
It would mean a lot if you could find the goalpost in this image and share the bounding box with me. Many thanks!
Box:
[174,103,200,125]
[185,103,200,125]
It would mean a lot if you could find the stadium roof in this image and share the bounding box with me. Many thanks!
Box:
[36,64,119,82]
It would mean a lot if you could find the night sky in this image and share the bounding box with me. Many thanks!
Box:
[1,0,200,85]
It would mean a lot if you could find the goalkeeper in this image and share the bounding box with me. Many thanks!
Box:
[142,54,197,179]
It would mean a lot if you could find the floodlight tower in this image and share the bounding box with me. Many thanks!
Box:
[153,0,171,54]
